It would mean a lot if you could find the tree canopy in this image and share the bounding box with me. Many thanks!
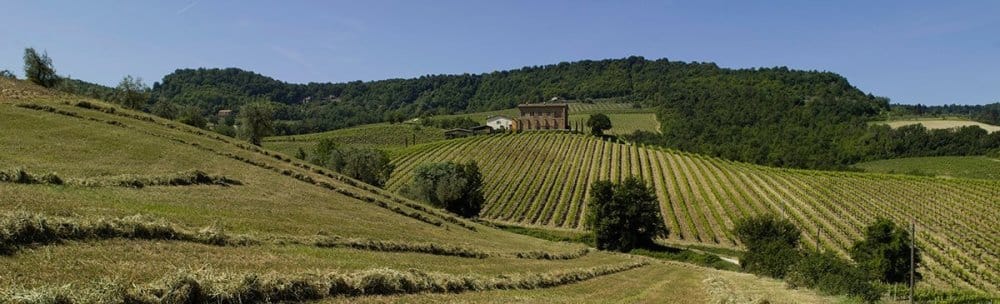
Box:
[112,75,150,109]
[23,48,59,88]
[403,161,484,218]
[586,113,612,136]
[238,101,275,146]
[585,176,667,252]
[850,218,921,284]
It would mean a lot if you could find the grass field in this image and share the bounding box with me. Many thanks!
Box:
[263,123,445,156]
[0,78,842,302]
[388,133,1000,293]
[875,119,1000,132]
[854,156,1000,180]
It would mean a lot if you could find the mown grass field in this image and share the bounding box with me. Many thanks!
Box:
[388,132,1000,294]
[0,78,839,302]
[854,156,1000,180]
[875,118,1000,132]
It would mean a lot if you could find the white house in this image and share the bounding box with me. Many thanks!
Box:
[486,115,514,130]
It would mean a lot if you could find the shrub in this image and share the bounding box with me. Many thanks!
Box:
[733,214,802,278]
[586,113,612,136]
[786,250,881,302]
[585,176,667,252]
[402,161,484,218]
[850,218,921,284]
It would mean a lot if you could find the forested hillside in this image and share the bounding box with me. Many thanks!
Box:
[152,57,894,168]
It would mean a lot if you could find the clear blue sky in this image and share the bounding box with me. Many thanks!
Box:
[2,1,998,105]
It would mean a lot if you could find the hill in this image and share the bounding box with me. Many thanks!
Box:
[263,123,446,157]
[0,78,840,302]
[152,58,892,170]
[854,156,1000,180]
[877,119,1000,133]
[387,132,1000,293]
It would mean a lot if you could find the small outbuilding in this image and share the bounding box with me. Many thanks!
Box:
[444,128,474,139]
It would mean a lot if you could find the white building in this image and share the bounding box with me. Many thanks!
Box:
[486,115,514,130]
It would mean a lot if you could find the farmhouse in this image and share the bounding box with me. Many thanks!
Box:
[514,103,569,131]
[444,128,473,139]
[486,115,514,130]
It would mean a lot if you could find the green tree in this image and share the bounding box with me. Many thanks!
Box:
[733,214,802,278]
[786,250,882,302]
[586,113,612,136]
[238,101,275,146]
[342,148,395,187]
[585,176,667,251]
[403,161,484,218]
[23,48,60,88]
[150,98,179,120]
[850,218,921,284]
[178,106,207,129]
[112,75,150,109]
[0,70,15,79]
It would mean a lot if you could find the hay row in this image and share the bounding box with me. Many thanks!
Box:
[2,261,649,303]
[0,168,240,188]
[0,213,254,255]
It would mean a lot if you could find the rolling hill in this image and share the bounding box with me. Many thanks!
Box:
[387,132,1000,293]
[0,78,842,302]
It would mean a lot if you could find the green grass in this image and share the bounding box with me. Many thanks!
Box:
[0,78,842,302]
[854,156,1000,180]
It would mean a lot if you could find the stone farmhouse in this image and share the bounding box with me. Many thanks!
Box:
[513,103,569,131]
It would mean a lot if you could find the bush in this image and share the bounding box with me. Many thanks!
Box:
[585,176,667,252]
[850,218,921,284]
[586,113,612,136]
[402,161,484,218]
[310,140,394,187]
[786,250,882,302]
[733,214,802,278]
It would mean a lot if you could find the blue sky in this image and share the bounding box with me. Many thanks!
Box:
[1,1,998,105]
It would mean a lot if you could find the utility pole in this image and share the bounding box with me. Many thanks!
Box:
[910,219,915,304]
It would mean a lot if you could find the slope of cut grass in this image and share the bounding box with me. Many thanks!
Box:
[263,123,445,156]
[854,156,1000,180]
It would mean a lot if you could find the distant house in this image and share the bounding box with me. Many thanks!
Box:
[217,109,233,118]
[444,128,474,139]
[513,103,569,131]
[486,115,514,130]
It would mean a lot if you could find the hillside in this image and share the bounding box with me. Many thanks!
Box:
[0,78,840,302]
[854,156,1000,180]
[387,132,1000,293]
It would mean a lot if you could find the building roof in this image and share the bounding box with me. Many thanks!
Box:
[443,128,473,133]
[486,115,513,121]
[517,103,568,108]
[470,125,493,131]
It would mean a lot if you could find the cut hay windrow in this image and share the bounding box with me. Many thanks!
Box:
[0,261,649,303]
[0,168,240,188]
[0,213,255,255]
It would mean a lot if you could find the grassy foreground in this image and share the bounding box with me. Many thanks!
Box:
[0,78,840,302]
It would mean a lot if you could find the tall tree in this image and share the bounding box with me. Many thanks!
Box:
[586,176,667,251]
[850,218,921,284]
[586,113,612,136]
[112,75,150,109]
[238,101,275,146]
[23,48,59,88]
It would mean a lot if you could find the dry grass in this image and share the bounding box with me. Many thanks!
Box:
[880,119,1000,133]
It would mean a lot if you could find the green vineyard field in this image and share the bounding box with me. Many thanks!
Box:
[388,132,1000,293]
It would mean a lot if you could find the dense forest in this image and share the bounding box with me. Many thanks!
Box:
[47,56,998,169]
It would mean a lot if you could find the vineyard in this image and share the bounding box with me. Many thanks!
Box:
[569,113,660,135]
[388,132,1000,293]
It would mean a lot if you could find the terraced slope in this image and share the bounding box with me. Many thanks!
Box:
[388,132,1000,293]
[0,79,835,302]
